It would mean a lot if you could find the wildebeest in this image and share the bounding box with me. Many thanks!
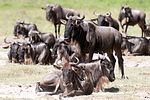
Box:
[41,4,80,38]
[118,6,146,37]
[13,20,38,38]
[52,42,94,97]
[35,70,64,95]
[29,30,56,49]
[61,64,94,97]
[21,43,33,64]
[91,12,119,31]
[64,15,125,79]
[52,39,77,66]
[8,42,21,63]
[31,42,53,65]
[5,37,32,64]
[72,57,114,92]
[121,36,150,56]
[105,12,119,31]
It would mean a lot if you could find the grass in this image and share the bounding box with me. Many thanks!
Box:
[0,64,52,84]
[0,0,150,37]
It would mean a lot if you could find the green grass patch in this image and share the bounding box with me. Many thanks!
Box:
[0,0,149,38]
[0,64,56,84]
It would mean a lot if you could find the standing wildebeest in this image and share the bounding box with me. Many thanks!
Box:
[121,36,150,56]
[28,30,56,49]
[13,20,38,38]
[118,6,146,37]
[41,4,80,38]
[64,15,125,79]
[91,12,119,31]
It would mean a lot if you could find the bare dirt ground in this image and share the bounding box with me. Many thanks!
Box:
[0,47,150,100]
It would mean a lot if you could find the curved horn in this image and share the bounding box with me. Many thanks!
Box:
[4,37,11,44]
[66,13,70,20]
[93,11,100,16]
[77,15,85,20]
[69,56,79,65]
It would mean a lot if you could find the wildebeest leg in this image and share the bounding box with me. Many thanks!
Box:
[107,51,116,79]
[35,82,43,93]
[125,25,128,36]
[88,47,94,62]
[46,78,61,95]
[107,51,116,68]
[115,48,125,79]
[138,22,146,37]
[54,24,57,38]
[58,23,61,38]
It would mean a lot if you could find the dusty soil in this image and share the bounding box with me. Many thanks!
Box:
[0,48,150,100]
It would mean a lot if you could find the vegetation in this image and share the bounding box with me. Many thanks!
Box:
[0,0,149,37]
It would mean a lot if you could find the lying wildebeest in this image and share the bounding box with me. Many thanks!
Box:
[64,15,125,79]
[21,43,33,64]
[8,42,21,63]
[121,36,150,56]
[31,42,53,65]
[118,6,146,37]
[29,30,56,49]
[4,37,33,64]
[35,70,64,95]
[61,64,94,97]
[91,12,119,31]
[72,57,114,92]
[13,20,38,38]
[41,4,80,38]
[54,45,94,97]
[54,42,113,96]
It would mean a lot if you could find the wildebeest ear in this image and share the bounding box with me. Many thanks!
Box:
[120,5,124,10]
[86,23,96,43]
[41,7,46,10]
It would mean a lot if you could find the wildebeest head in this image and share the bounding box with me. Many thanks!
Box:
[13,20,28,38]
[100,58,115,82]
[21,43,33,64]
[9,42,20,63]
[29,31,41,44]
[64,15,85,43]
[93,11,109,26]
[42,4,57,21]
[52,40,70,59]
[118,6,132,27]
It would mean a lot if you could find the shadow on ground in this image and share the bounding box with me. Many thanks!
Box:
[104,87,119,93]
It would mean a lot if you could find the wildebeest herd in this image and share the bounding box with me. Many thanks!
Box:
[3,3,150,97]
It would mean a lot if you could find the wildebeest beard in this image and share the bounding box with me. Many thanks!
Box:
[71,25,89,53]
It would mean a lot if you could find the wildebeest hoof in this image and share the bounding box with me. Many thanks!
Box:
[121,75,125,79]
